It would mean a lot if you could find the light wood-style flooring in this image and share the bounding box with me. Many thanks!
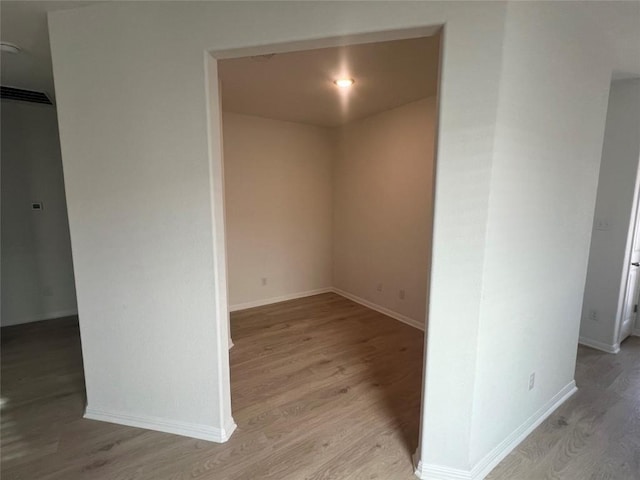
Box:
[487,333,640,480]
[1,292,639,479]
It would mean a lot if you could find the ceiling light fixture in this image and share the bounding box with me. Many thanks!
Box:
[1,42,21,54]
[334,78,354,88]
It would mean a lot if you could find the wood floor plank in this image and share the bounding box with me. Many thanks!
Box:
[487,338,640,480]
[2,293,639,479]
[1,294,423,479]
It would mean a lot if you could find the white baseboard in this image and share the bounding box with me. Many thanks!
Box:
[229,286,424,330]
[84,407,236,443]
[578,336,620,354]
[1,308,78,327]
[415,381,577,480]
[229,287,333,312]
[415,460,470,480]
[330,287,424,331]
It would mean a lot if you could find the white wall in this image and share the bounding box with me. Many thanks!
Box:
[1,99,77,326]
[49,0,506,460]
[333,98,435,326]
[223,112,333,308]
[580,79,640,350]
[469,2,613,471]
[47,1,635,476]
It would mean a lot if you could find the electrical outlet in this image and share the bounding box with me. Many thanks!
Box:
[399,289,405,300]
[261,277,267,286]
[589,309,597,322]
[376,283,383,292]
[529,372,535,391]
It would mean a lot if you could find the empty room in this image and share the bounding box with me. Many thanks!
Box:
[218,35,439,477]
[2,1,640,480]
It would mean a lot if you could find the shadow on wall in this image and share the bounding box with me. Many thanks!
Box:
[0,99,77,327]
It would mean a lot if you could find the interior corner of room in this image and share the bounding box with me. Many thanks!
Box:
[2,2,640,480]
[219,35,439,331]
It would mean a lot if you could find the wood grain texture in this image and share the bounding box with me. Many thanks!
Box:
[487,336,640,480]
[2,293,639,479]
[1,293,423,479]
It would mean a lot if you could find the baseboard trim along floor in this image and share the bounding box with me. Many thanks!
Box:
[330,288,424,331]
[1,308,79,327]
[84,407,237,443]
[230,287,425,331]
[578,336,620,354]
[229,288,333,312]
[414,381,577,480]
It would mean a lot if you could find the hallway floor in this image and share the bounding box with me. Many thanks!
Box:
[488,335,640,480]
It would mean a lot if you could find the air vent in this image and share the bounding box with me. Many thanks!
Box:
[1,86,52,105]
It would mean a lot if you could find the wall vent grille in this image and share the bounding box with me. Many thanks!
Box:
[1,86,53,105]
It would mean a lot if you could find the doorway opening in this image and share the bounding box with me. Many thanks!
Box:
[580,78,640,354]
[617,162,640,344]
[207,26,442,475]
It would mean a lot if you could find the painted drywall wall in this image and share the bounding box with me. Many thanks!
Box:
[1,99,77,327]
[49,1,507,456]
[48,0,636,476]
[222,112,334,309]
[468,2,614,470]
[580,79,640,350]
[333,98,435,326]
[48,0,507,467]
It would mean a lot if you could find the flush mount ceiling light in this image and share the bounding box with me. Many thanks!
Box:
[334,78,355,88]
[1,42,21,54]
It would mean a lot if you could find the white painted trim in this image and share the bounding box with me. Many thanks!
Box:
[415,461,470,480]
[578,336,621,354]
[330,287,424,331]
[415,381,577,480]
[469,381,577,479]
[1,308,78,327]
[229,287,333,312]
[84,407,237,443]
[229,286,425,331]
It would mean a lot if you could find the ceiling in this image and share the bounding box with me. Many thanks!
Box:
[218,36,441,127]
[1,1,639,113]
[0,1,94,100]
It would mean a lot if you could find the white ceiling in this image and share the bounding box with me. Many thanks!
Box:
[1,1,639,112]
[0,1,94,100]
[218,36,441,127]
[582,1,640,80]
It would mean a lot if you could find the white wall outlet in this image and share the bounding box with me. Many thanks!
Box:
[399,289,405,300]
[528,372,535,391]
[376,283,383,292]
[589,308,598,322]
[261,277,267,286]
